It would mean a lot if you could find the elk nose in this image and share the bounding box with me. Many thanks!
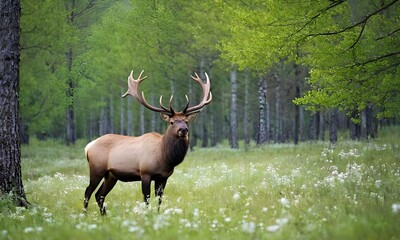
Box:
[178,127,188,136]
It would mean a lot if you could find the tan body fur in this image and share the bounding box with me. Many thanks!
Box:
[85,133,171,182]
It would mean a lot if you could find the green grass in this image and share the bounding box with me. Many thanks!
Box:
[1,127,400,239]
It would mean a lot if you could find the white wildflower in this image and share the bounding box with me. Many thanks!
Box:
[392,203,400,214]
[267,225,280,232]
[241,221,256,233]
[233,192,240,201]
[276,217,289,226]
[24,227,34,233]
[375,180,382,188]
[164,208,183,215]
[280,197,290,208]
[261,207,268,213]
[193,208,199,218]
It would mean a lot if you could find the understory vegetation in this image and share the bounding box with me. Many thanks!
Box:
[1,126,399,239]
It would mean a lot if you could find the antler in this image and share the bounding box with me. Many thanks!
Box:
[183,72,213,114]
[122,70,174,115]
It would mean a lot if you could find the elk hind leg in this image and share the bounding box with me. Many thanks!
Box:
[95,172,117,215]
[84,175,103,212]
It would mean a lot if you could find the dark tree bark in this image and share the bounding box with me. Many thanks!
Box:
[349,109,360,140]
[319,111,325,141]
[365,104,377,139]
[65,0,76,145]
[0,0,29,207]
[310,112,320,141]
[274,73,282,143]
[243,71,250,148]
[329,109,338,145]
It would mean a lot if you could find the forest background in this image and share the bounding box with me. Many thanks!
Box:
[20,0,400,148]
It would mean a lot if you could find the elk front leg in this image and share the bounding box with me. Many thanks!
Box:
[155,178,167,213]
[141,175,151,205]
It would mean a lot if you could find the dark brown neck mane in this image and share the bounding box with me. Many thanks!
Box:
[162,129,189,168]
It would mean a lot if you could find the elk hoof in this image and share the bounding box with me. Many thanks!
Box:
[100,206,106,215]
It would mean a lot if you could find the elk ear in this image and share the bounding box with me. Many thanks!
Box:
[186,113,197,122]
[160,113,170,122]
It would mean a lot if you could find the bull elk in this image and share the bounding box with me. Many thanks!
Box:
[84,70,212,215]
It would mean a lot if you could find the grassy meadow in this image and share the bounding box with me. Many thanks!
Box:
[1,127,400,239]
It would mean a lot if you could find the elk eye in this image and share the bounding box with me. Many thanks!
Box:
[170,121,174,126]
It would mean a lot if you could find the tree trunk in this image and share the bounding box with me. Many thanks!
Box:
[120,88,124,134]
[319,111,325,141]
[140,104,145,135]
[210,111,217,147]
[65,0,76,145]
[257,77,267,145]
[199,60,209,148]
[329,109,338,145]
[366,104,377,139]
[127,96,133,136]
[0,0,29,207]
[66,51,76,144]
[310,112,319,141]
[349,109,360,140]
[243,71,250,148]
[360,109,367,140]
[230,69,238,148]
[274,73,282,143]
[108,97,114,134]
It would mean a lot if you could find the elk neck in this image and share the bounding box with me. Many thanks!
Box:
[161,127,189,168]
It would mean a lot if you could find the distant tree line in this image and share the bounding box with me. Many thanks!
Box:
[19,0,400,148]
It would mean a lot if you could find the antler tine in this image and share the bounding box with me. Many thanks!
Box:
[122,70,172,115]
[183,95,190,113]
[159,95,175,114]
[122,70,145,98]
[184,72,212,114]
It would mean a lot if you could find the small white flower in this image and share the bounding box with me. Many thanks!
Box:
[276,218,289,226]
[267,225,280,232]
[280,197,290,208]
[375,180,382,188]
[261,207,268,213]
[24,227,34,233]
[233,192,240,201]
[241,221,256,233]
[87,224,97,230]
[392,203,400,214]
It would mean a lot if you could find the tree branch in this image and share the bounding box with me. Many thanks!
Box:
[346,21,366,51]
[303,0,399,40]
[377,28,400,40]
[72,0,97,19]
[352,51,400,67]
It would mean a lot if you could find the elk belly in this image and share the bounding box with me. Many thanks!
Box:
[109,167,141,182]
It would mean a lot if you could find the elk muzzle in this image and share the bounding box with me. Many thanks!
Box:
[178,127,188,137]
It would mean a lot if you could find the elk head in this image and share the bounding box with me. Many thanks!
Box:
[122,70,212,138]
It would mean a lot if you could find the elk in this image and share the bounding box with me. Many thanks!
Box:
[84,70,212,215]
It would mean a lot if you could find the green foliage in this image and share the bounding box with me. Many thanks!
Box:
[1,127,399,239]
[20,0,73,135]
[219,0,400,118]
